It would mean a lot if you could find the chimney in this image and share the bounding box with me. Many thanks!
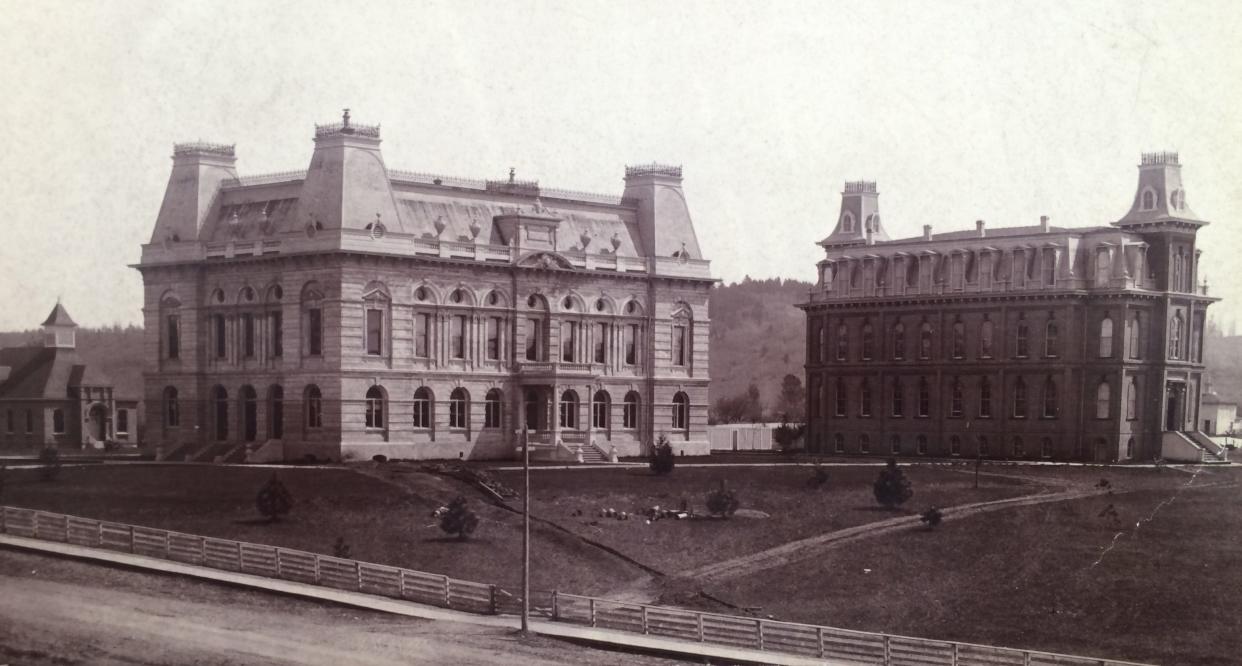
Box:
[976,219,986,237]
[923,224,933,241]
[1040,215,1050,233]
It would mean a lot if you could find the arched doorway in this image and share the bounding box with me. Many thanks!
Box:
[240,385,258,442]
[267,385,284,440]
[87,404,108,442]
[524,388,546,432]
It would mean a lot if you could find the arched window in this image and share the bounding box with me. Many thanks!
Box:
[1126,437,1136,459]
[892,322,905,360]
[917,377,930,417]
[1042,377,1058,418]
[1013,378,1028,418]
[1126,377,1138,420]
[919,322,933,359]
[950,378,964,417]
[525,294,549,361]
[362,284,391,357]
[1099,317,1114,357]
[623,391,640,429]
[1013,436,1025,458]
[834,433,845,453]
[671,392,690,431]
[365,386,385,430]
[561,320,578,363]
[1172,254,1183,293]
[484,389,503,429]
[980,318,994,358]
[212,386,229,441]
[302,282,325,357]
[861,323,874,360]
[160,294,181,360]
[916,435,928,455]
[1096,248,1111,287]
[592,390,610,429]
[267,385,283,440]
[1041,437,1053,458]
[1044,320,1059,357]
[890,435,901,455]
[979,377,993,418]
[560,390,580,429]
[1096,380,1111,419]
[1015,316,1029,357]
[163,386,180,428]
[859,380,872,417]
[842,212,855,233]
[835,378,847,417]
[671,304,692,367]
[305,385,323,429]
[836,323,848,361]
[1170,312,1184,359]
[950,435,962,456]
[816,321,826,363]
[891,378,904,417]
[1141,188,1156,211]
[952,320,965,358]
[413,387,433,429]
[978,436,990,456]
[859,434,871,454]
[1128,312,1142,359]
[449,388,469,429]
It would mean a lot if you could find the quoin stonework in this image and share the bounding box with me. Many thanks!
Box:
[137,111,713,463]
[798,152,1225,463]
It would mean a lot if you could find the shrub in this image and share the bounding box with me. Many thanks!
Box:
[39,447,61,482]
[873,458,913,509]
[705,480,740,518]
[773,423,807,452]
[332,536,352,559]
[806,462,829,490]
[438,495,479,540]
[920,507,943,529]
[372,454,388,463]
[256,474,294,522]
[649,434,675,475]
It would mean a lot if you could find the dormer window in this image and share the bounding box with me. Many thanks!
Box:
[1140,187,1157,211]
[842,212,855,233]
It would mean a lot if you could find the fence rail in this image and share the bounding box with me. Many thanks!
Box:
[0,506,1153,666]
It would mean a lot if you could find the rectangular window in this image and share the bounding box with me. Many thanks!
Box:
[242,313,255,358]
[562,321,577,363]
[526,318,542,361]
[672,325,687,366]
[117,409,129,435]
[451,315,466,359]
[623,398,638,429]
[594,323,607,363]
[270,312,283,358]
[166,314,180,359]
[308,308,323,356]
[625,324,638,365]
[366,309,383,356]
[213,314,226,359]
[25,409,33,434]
[5,410,12,433]
[484,396,501,428]
[52,409,65,435]
[415,313,430,358]
[486,317,501,360]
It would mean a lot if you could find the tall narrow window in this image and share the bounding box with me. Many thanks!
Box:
[623,391,640,429]
[1043,377,1058,418]
[890,435,901,454]
[1044,319,1059,357]
[835,378,847,417]
[451,315,467,359]
[449,388,468,429]
[892,323,905,360]
[672,392,690,431]
[1041,437,1053,458]
[1015,317,1029,357]
[117,410,129,435]
[1013,437,1025,457]
[980,318,994,358]
[916,435,928,455]
[164,386,180,427]
[1096,380,1111,419]
[917,377,930,417]
[560,390,580,429]
[1170,313,1184,359]
[526,318,543,361]
[592,390,610,429]
[594,323,607,363]
[979,377,993,417]
[861,323,874,360]
[1126,377,1138,420]
[305,385,323,429]
[952,320,965,359]
[1128,312,1141,359]
[212,386,228,441]
[919,322,933,359]
[484,389,503,428]
[950,378,964,417]
[860,381,872,417]
[836,323,848,361]
[834,433,845,453]
[308,308,323,356]
[268,385,283,439]
[5,409,12,434]
[950,435,962,456]
[1013,378,1028,418]
[52,409,65,435]
[891,378,904,417]
[365,386,385,429]
[241,385,258,442]
[625,324,638,365]
[978,436,990,456]
[214,314,227,359]
[814,321,825,363]
[1099,316,1114,358]
[859,434,871,454]
[366,309,384,356]
[562,321,578,362]
[487,317,501,360]
[412,387,432,429]
[415,313,431,358]
[270,311,283,358]
[167,314,180,359]
[242,313,255,358]
[672,324,687,366]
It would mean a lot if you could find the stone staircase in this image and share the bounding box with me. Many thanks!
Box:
[1188,431,1230,464]
[578,444,607,464]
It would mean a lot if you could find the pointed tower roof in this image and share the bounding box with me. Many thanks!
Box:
[1115,152,1207,228]
[819,181,889,247]
[41,301,77,327]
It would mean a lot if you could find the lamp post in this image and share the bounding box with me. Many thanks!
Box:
[521,424,530,635]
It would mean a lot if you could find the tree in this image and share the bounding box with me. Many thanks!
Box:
[705,480,740,518]
[649,434,676,475]
[773,422,807,452]
[920,507,943,529]
[38,447,61,482]
[332,537,352,559]
[438,495,479,540]
[873,458,913,509]
[255,474,293,522]
[776,374,806,422]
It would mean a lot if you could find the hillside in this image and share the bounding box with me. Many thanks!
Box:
[708,277,810,412]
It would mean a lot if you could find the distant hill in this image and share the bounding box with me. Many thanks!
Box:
[0,326,144,400]
[708,277,811,413]
[1205,327,1242,405]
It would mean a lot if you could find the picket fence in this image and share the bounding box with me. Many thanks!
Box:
[0,506,1153,666]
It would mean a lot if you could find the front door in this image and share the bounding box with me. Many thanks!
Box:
[88,405,107,442]
[1165,383,1184,431]
[524,388,546,431]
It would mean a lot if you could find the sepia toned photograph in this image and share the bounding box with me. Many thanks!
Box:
[0,2,1239,664]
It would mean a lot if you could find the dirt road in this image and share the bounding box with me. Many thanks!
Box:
[0,549,685,666]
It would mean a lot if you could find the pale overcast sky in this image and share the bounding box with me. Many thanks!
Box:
[0,1,1239,330]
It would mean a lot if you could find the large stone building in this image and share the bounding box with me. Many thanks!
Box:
[0,303,138,451]
[798,153,1225,463]
[136,112,713,463]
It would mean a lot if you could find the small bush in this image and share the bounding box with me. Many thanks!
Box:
[372,454,388,463]
[649,434,675,475]
[332,536,352,558]
[705,480,740,518]
[873,458,913,509]
[256,474,294,522]
[920,507,943,529]
[773,423,807,452]
[806,462,829,490]
[39,447,61,482]
[438,496,479,540]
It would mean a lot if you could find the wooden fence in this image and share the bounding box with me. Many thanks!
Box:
[0,506,1153,666]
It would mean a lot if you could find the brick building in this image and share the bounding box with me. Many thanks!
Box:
[136,112,713,463]
[798,153,1224,463]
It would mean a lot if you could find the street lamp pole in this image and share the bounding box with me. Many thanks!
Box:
[521,424,530,635]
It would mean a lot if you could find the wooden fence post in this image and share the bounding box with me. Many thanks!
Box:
[589,597,596,627]
[443,575,451,607]
[314,554,321,584]
[883,635,891,665]
[357,562,364,591]
[32,512,40,540]
[399,570,407,599]
[488,584,497,615]
[640,605,648,634]
[756,619,764,650]
[129,526,136,553]
[235,541,243,570]
[952,642,959,666]
[1023,651,1031,666]
[817,627,825,658]
[697,613,704,642]
[551,590,559,620]
[200,537,207,565]
[274,548,282,578]
[164,532,171,560]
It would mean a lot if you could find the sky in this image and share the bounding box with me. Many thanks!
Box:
[0,0,1239,330]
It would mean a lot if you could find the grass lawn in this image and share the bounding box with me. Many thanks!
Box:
[491,464,1036,575]
[710,465,1242,666]
[0,463,645,596]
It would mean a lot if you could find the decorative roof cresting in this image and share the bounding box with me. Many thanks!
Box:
[625,163,682,178]
[844,181,877,194]
[173,142,235,157]
[1141,151,1179,166]
[315,108,381,139]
